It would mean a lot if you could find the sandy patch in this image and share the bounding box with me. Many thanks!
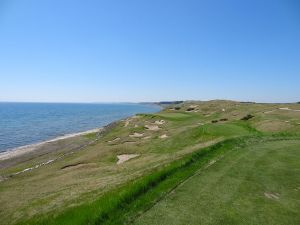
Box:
[117,154,139,164]
[108,137,121,143]
[264,110,274,114]
[142,136,151,140]
[129,132,144,138]
[154,120,165,125]
[124,120,130,127]
[264,192,280,200]
[159,134,168,139]
[279,107,300,112]
[145,125,160,131]
[11,159,56,176]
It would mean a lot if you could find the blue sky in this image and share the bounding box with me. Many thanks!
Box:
[0,0,299,103]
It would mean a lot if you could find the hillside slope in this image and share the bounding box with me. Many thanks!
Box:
[0,100,300,225]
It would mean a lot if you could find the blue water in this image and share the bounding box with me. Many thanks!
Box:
[0,103,161,152]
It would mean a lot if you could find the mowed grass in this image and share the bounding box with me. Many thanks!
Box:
[134,139,300,225]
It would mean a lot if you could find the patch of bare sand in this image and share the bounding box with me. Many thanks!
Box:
[159,134,168,139]
[124,120,130,127]
[108,137,121,143]
[279,107,300,112]
[117,154,139,164]
[154,120,165,125]
[142,136,151,140]
[129,132,144,138]
[145,125,160,131]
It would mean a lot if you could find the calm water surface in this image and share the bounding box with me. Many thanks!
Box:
[0,103,161,152]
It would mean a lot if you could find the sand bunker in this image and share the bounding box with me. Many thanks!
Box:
[117,154,139,164]
[108,137,121,143]
[145,125,160,131]
[124,120,130,127]
[159,134,168,139]
[279,107,300,112]
[129,132,144,138]
[154,120,165,125]
[142,136,151,140]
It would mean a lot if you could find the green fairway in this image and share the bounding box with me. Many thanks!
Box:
[134,139,300,225]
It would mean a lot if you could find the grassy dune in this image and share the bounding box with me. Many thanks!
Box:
[0,100,300,225]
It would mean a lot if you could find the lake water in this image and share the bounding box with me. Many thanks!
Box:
[0,103,161,152]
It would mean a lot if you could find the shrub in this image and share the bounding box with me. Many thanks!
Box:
[241,114,254,121]
[186,107,195,111]
[219,118,228,122]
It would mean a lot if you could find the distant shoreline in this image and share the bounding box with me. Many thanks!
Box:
[0,103,162,160]
[0,103,163,161]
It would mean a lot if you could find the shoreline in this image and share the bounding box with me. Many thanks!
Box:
[0,103,163,162]
[0,127,103,161]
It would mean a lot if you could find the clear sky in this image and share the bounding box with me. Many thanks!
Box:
[0,0,299,103]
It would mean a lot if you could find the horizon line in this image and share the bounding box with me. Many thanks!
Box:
[0,99,299,104]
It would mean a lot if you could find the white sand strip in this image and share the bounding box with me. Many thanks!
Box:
[0,128,102,161]
[117,154,139,164]
[279,107,300,112]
